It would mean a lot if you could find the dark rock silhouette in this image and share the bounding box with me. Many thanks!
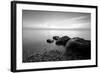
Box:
[53,36,60,40]
[54,36,91,59]
[47,39,54,43]
[65,37,91,59]
[55,36,70,46]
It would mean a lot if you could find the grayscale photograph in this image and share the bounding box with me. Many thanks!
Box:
[22,10,91,63]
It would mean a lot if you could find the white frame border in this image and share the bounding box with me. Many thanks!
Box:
[16,3,96,70]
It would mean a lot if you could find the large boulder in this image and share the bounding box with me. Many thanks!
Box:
[65,37,91,59]
[54,36,91,59]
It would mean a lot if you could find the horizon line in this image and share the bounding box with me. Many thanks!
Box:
[23,28,90,30]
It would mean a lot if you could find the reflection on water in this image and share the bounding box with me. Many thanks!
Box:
[23,29,91,60]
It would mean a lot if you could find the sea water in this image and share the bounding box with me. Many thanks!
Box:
[23,29,90,60]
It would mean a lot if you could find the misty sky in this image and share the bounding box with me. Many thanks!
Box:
[22,10,91,29]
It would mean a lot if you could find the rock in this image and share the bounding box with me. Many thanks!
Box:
[55,36,70,46]
[53,36,60,40]
[66,37,90,49]
[24,50,66,62]
[54,36,91,59]
[47,39,54,43]
[65,37,91,59]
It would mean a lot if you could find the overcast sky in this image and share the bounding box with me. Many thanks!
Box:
[22,10,91,29]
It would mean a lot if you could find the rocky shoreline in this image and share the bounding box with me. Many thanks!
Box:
[23,35,91,62]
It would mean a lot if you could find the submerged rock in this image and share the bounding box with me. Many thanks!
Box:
[24,50,66,62]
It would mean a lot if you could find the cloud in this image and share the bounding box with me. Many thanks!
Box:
[23,10,90,30]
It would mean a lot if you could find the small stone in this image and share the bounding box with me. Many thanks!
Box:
[47,39,54,43]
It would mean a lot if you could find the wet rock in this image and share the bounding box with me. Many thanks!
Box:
[55,36,70,46]
[54,36,91,60]
[24,50,66,62]
[53,36,60,40]
[65,37,91,59]
[47,39,54,43]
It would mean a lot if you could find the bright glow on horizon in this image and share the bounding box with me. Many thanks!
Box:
[23,10,91,30]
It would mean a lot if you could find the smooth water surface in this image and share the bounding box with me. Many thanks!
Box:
[23,29,91,60]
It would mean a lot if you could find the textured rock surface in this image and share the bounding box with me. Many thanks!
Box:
[23,50,66,62]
